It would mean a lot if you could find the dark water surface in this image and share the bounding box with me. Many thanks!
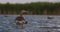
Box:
[0,15,60,32]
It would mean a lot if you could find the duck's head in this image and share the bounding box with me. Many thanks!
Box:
[21,10,28,15]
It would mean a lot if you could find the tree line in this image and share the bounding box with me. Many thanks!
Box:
[0,2,60,15]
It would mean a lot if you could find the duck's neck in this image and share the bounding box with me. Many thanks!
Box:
[20,14,23,17]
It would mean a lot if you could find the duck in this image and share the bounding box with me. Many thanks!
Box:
[47,16,54,19]
[15,10,28,28]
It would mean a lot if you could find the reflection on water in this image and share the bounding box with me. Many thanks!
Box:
[0,15,60,32]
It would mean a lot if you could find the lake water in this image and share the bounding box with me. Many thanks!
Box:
[0,15,60,32]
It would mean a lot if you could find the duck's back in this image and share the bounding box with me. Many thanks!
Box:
[16,16,24,21]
